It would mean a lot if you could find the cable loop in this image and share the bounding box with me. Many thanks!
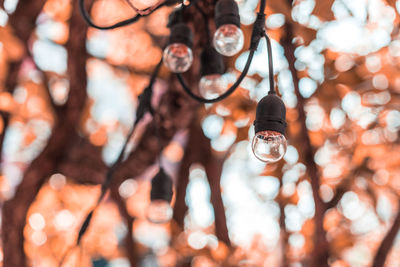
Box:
[175,3,268,104]
[79,0,181,30]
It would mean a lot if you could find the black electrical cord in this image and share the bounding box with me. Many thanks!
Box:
[76,58,162,244]
[79,0,202,30]
[176,48,257,103]
[59,58,163,267]
[175,1,269,104]
[264,32,275,94]
[78,0,179,30]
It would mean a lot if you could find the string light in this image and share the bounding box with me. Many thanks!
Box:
[198,46,227,98]
[252,93,287,163]
[163,23,194,73]
[75,0,288,246]
[147,168,174,224]
[213,0,244,56]
[251,33,287,163]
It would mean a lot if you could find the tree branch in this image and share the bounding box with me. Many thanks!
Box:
[1,1,89,265]
[110,184,138,267]
[325,158,371,209]
[281,12,329,267]
[278,194,290,267]
[372,201,400,267]
[56,135,107,185]
[198,125,231,246]
[0,0,47,162]
[172,123,198,229]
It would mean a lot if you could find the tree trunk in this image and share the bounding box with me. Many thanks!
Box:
[372,203,400,267]
[1,1,89,265]
[281,18,329,267]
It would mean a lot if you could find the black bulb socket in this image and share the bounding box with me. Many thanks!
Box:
[253,92,287,135]
[215,0,241,28]
[150,168,173,202]
[167,9,182,28]
[200,46,225,77]
[167,23,193,48]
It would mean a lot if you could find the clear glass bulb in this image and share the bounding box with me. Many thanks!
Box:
[199,74,228,99]
[146,200,173,224]
[163,43,193,73]
[213,24,244,56]
[252,130,287,163]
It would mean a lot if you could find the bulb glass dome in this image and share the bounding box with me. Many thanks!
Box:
[199,74,228,99]
[163,43,193,73]
[146,199,173,224]
[252,130,287,163]
[213,24,244,56]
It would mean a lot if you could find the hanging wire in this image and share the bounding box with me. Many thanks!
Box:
[79,0,177,30]
[79,0,200,30]
[176,49,257,103]
[264,32,275,94]
[76,58,163,244]
[124,0,162,15]
[78,0,270,102]
[175,0,268,103]
[59,59,163,267]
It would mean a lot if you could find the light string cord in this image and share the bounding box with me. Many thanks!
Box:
[263,32,275,94]
[59,58,163,267]
[175,0,268,103]
[76,58,163,244]
[79,0,271,101]
[79,0,180,30]
[79,0,201,30]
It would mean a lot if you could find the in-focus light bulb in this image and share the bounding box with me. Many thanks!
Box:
[252,130,287,163]
[146,199,173,224]
[163,43,193,73]
[213,24,244,56]
[199,74,227,99]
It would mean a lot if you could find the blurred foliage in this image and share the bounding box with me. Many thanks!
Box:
[0,0,400,266]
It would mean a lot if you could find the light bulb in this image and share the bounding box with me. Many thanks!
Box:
[213,24,244,56]
[199,74,227,99]
[163,43,193,73]
[252,130,287,163]
[146,199,173,224]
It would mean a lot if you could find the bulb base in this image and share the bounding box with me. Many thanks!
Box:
[150,168,173,202]
[253,94,287,135]
[215,0,240,28]
[168,23,193,48]
[200,46,225,77]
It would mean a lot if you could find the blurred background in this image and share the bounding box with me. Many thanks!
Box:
[0,0,400,266]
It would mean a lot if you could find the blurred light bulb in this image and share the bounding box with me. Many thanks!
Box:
[163,43,193,73]
[213,24,244,56]
[199,74,227,99]
[252,130,287,163]
[146,200,173,224]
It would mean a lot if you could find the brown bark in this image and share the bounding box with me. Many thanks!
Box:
[56,136,107,185]
[198,125,231,246]
[281,19,329,267]
[0,0,47,160]
[110,185,138,267]
[112,96,197,185]
[172,123,199,228]
[173,117,231,245]
[278,194,290,267]
[372,202,400,267]
[1,2,89,266]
